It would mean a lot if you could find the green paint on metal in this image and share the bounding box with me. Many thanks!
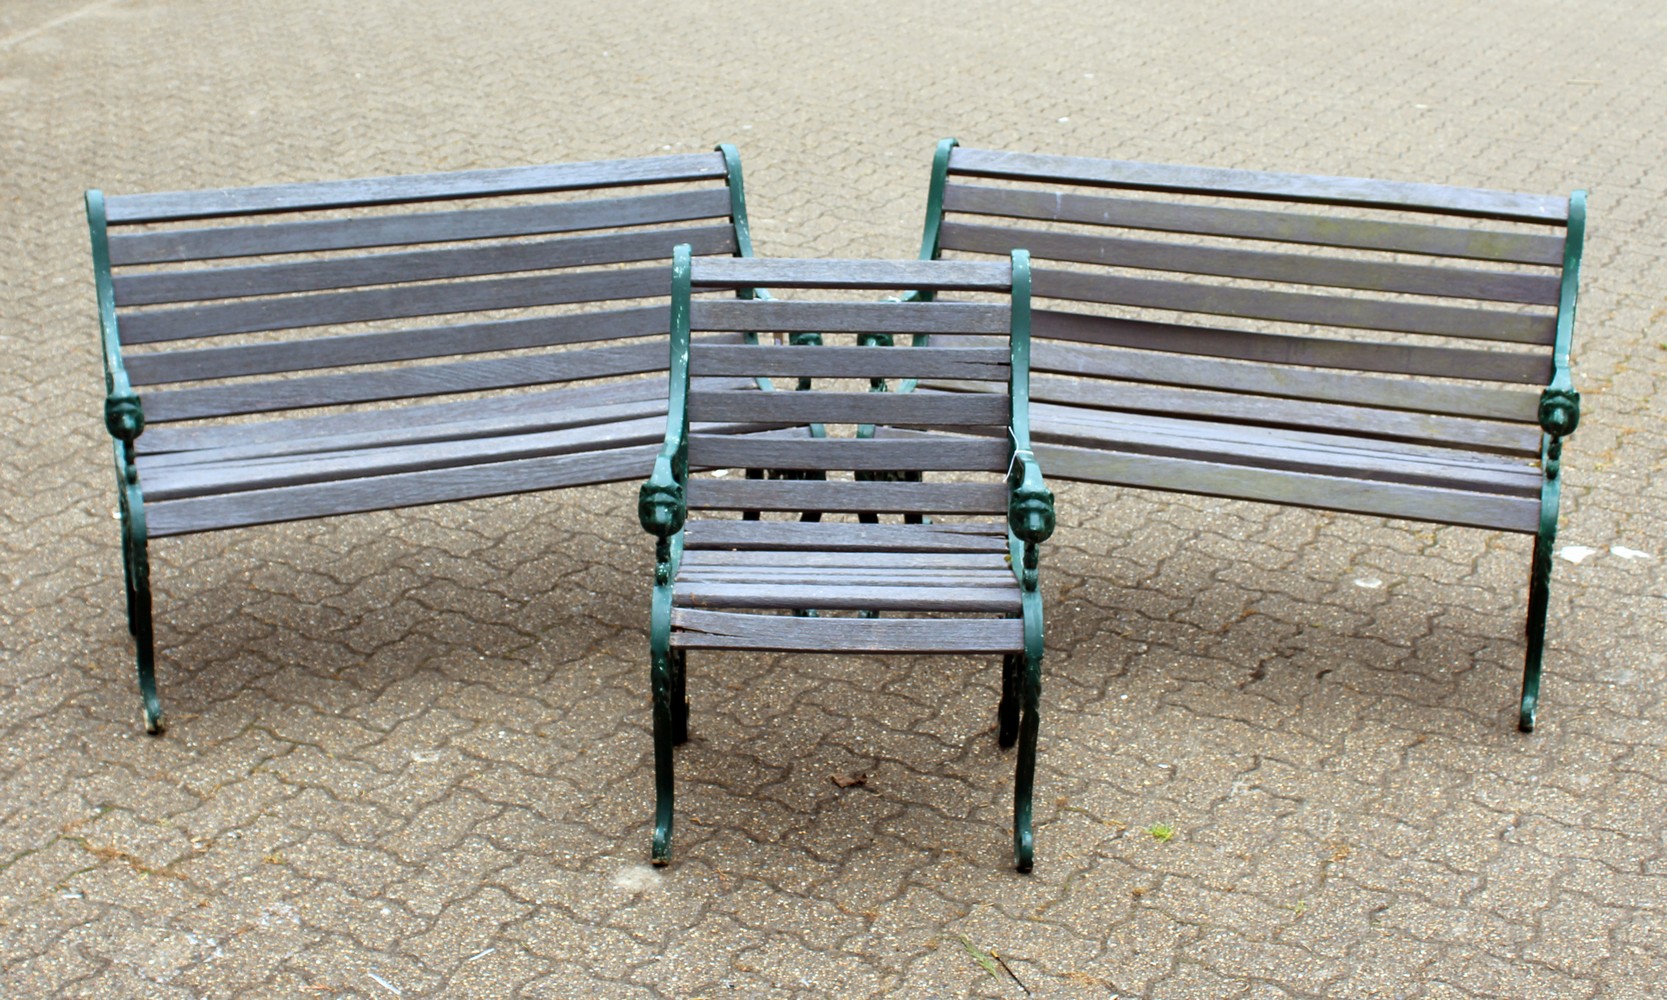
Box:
[1520,190,1586,733]
[918,138,959,263]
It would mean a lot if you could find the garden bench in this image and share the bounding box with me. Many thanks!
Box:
[637,249,1056,869]
[88,148,763,733]
[908,141,1585,731]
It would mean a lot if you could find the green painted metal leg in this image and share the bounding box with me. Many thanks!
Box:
[650,640,677,864]
[124,531,162,734]
[998,653,1020,748]
[671,649,689,745]
[1521,531,1554,733]
[1013,651,1040,872]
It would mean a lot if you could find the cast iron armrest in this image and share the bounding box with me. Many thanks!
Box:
[1007,449,1054,590]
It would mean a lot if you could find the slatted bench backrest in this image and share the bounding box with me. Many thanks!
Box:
[924,145,1581,462]
[681,257,1020,519]
[90,152,750,449]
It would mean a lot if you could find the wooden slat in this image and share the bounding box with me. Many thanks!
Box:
[1031,268,1556,344]
[678,549,1009,570]
[941,183,1566,265]
[678,566,1014,584]
[948,148,1569,223]
[689,299,1009,335]
[108,188,732,265]
[1032,440,1541,533]
[1019,340,1543,423]
[104,153,727,223]
[687,433,1009,472]
[685,480,1008,515]
[118,266,668,344]
[691,257,1010,291]
[142,335,741,423]
[688,389,1008,427]
[690,345,1008,380]
[125,305,670,386]
[682,519,1008,553]
[941,222,1560,305]
[669,608,1025,653]
[1026,311,1552,384]
[674,582,1019,613]
[113,225,735,306]
[146,443,663,537]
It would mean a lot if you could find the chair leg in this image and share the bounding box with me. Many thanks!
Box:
[650,640,677,864]
[1013,650,1041,873]
[123,530,163,734]
[1521,530,1555,733]
[997,653,1020,748]
[671,649,689,745]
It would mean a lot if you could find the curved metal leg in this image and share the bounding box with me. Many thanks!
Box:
[1521,530,1554,733]
[649,586,677,864]
[124,528,162,734]
[1013,649,1040,872]
[998,652,1020,748]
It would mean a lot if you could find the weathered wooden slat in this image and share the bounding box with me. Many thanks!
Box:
[690,345,1008,380]
[948,148,1570,223]
[108,188,733,265]
[674,581,1020,613]
[1023,312,1552,384]
[687,433,1009,472]
[941,183,1566,265]
[1031,440,1541,533]
[1031,268,1556,344]
[136,374,681,456]
[669,608,1025,653]
[1018,340,1543,422]
[941,222,1560,305]
[685,479,1009,515]
[113,225,736,306]
[118,266,669,344]
[104,153,728,224]
[678,566,1014,584]
[142,335,741,423]
[688,389,1008,427]
[125,305,669,385]
[691,257,1010,291]
[146,443,663,537]
[691,299,1009,335]
[681,520,1008,553]
[678,549,1009,570]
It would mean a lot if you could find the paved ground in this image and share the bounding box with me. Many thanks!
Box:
[4,1,1666,997]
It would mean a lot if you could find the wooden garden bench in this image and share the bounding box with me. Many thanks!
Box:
[908,141,1585,731]
[637,249,1056,870]
[88,148,763,733]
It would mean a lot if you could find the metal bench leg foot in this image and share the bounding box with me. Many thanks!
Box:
[997,653,1020,748]
[650,642,677,864]
[124,531,163,734]
[1013,651,1040,872]
[1521,531,1554,733]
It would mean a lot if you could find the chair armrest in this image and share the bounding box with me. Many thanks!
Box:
[638,452,686,540]
[1007,449,1055,546]
[105,367,145,443]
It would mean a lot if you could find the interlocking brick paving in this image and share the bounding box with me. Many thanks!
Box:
[3,2,1665,996]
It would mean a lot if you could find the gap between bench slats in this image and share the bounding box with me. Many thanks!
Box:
[688,389,1007,427]
[109,188,733,265]
[669,609,1025,653]
[685,479,1008,515]
[689,299,1009,335]
[941,222,1559,305]
[691,258,1010,291]
[940,184,1566,265]
[687,433,1008,472]
[690,345,1008,380]
[674,582,1020,613]
[681,520,1008,553]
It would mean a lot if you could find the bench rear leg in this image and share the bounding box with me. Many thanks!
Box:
[123,529,162,734]
[650,639,677,864]
[1521,530,1555,733]
[1012,649,1041,872]
[671,649,689,745]
[998,652,1020,748]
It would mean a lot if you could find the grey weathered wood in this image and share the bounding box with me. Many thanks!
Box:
[674,582,1020,613]
[691,257,1011,291]
[688,389,1008,427]
[1020,340,1543,422]
[118,266,670,344]
[690,299,1009,335]
[143,335,742,423]
[146,443,663,537]
[113,225,736,306]
[690,345,1008,380]
[685,479,1009,515]
[948,147,1570,223]
[1024,312,1553,384]
[125,305,670,385]
[941,183,1566,265]
[108,188,732,265]
[941,222,1561,305]
[687,433,1009,472]
[104,153,728,223]
[677,565,1015,584]
[669,609,1025,653]
[678,549,1009,570]
[1031,268,1557,344]
[681,519,1008,553]
[1032,440,1541,533]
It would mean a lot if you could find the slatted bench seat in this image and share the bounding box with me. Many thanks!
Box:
[88,148,765,733]
[637,251,1056,870]
[908,141,1586,731]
